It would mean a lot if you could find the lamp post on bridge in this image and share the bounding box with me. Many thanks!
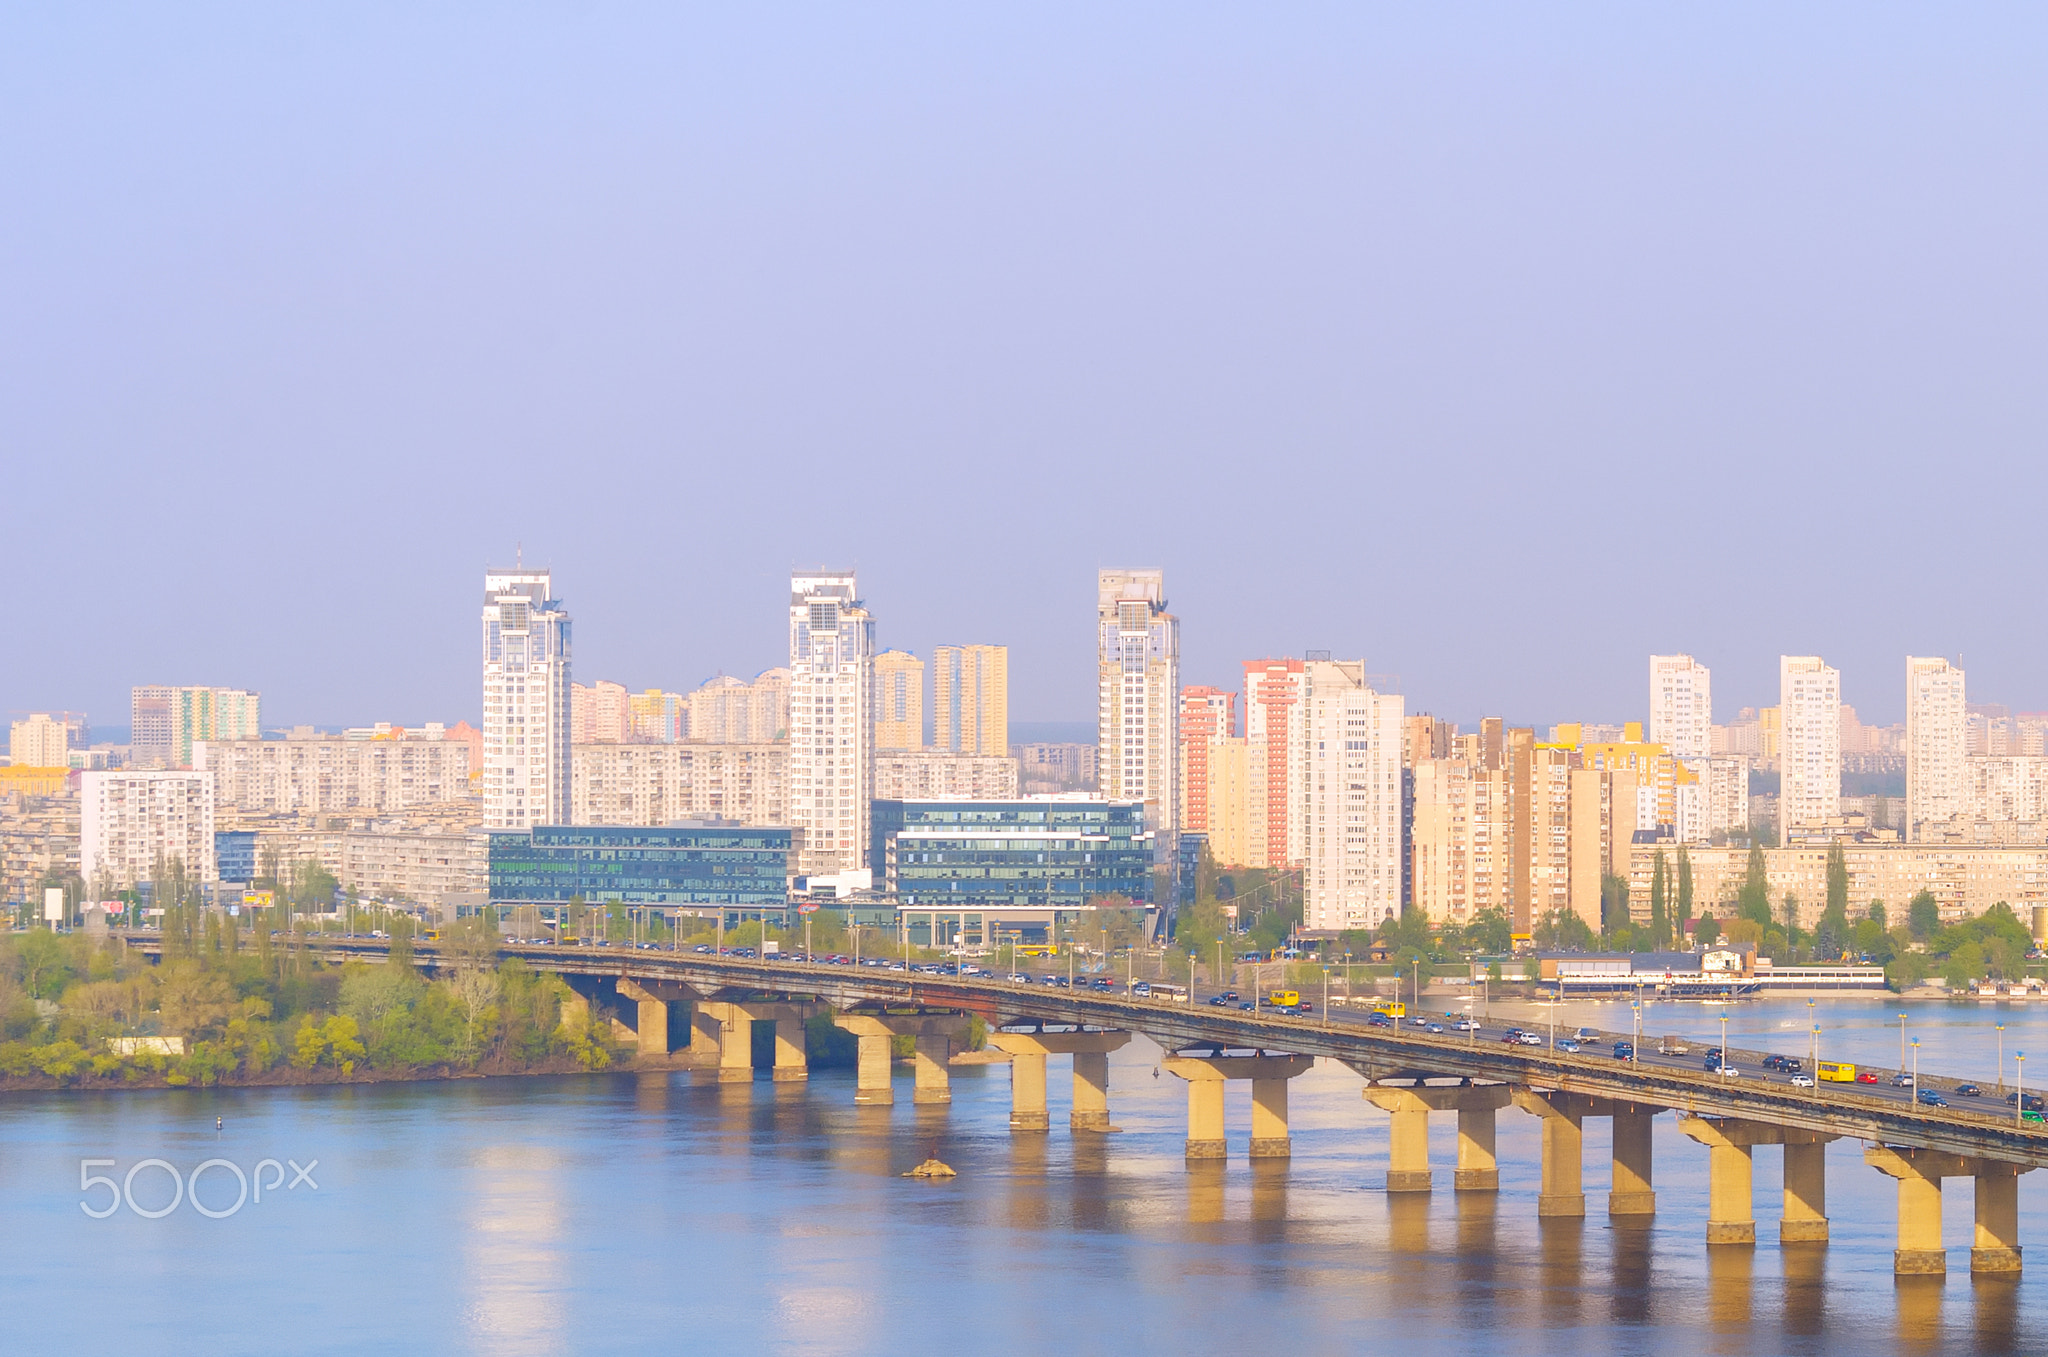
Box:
[1997,1023,2007,1095]
[1899,1011,1908,1078]
[1911,1037,1920,1092]
[2018,1053,2027,1126]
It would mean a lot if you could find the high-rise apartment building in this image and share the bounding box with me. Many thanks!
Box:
[9,714,70,769]
[481,568,572,831]
[789,571,876,878]
[1178,686,1236,842]
[1779,656,1841,841]
[934,645,1008,757]
[1096,570,1179,859]
[874,650,925,750]
[686,670,790,744]
[80,769,217,889]
[1906,656,1967,840]
[1649,655,1712,758]
[1243,658,1308,869]
[571,680,630,744]
[131,686,261,769]
[1297,660,1403,932]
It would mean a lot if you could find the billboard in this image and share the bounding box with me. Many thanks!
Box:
[43,887,64,922]
[242,890,275,910]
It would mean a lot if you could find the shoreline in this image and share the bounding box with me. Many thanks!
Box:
[0,1053,652,1096]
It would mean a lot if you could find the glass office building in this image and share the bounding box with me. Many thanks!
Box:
[872,797,1153,908]
[488,823,790,915]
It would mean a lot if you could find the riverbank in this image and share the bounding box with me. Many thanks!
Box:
[0,1051,617,1095]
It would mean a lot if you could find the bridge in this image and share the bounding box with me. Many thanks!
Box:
[131,934,2048,1276]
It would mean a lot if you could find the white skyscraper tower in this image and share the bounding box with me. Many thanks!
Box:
[789,571,875,880]
[482,567,572,830]
[1778,655,1841,841]
[1906,655,1967,840]
[1648,654,1712,759]
[1297,660,1403,932]
[1097,569,1180,861]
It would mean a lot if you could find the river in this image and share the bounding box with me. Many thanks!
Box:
[3,996,2042,1354]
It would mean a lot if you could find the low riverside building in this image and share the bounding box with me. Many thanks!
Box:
[487,822,791,925]
[1533,948,1762,998]
[871,795,1154,947]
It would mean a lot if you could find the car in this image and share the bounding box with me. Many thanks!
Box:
[1782,1059,1803,1074]
[1954,1083,1983,1097]
[1789,1073,1816,1088]
[1890,1073,1915,1088]
[1220,991,1240,1002]
[1761,1054,1789,1071]
[1008,973,1031,985]
[1856,1071,1881,1084]
[1916,1090,1949,1108]
[1612,1042,1636,1061]
[1297,1001,1316,1014]
[1039,974,1063,986]
[1370,1015,1393,1029]
[1207,995,1234,1007]
[1574,1027,1601,1042]
[1557,1039,1580,1054]
[1420,1021,1442,1034]
[1238,1001,1256,1012]
[1131,982,1153,997]
[1455,1019,1481,1031]
[1704,1055,1723,1072]
[1518,1033,1543,1046]
[1718,1065,1742,1079]
[692,944,714,954]
[2005,1092,2046,1112]
[1090,978,1114,993]
[1706,1047,1725,1062]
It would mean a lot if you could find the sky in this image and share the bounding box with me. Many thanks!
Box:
[5,4,2047,735]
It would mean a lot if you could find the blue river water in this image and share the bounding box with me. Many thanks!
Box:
[3,995,2044,1355]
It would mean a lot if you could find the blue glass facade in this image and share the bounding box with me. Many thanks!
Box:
[214,830,259,885]
[873,798,1153,907]
[488,824,790,908]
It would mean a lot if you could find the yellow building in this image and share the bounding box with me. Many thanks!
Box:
[934,644,1007,757]
[1204,736,1252,868]
[874,650,925,751]
[0,766,72,797]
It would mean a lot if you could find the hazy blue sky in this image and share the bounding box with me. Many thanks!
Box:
[6,5,2046,733]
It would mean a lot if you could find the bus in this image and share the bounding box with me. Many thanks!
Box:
[1266,989,1301,1010]
[1150,983,1190,1003]
[1817,1061,1857,1083]
[1015,943,1058,959]
[1371,999,1407,1019]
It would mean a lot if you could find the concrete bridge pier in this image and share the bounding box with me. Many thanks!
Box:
[697,1002,758,1083]
[1866,1147,2031,1276]
[616,978,700,1059]
[1608,1107,1658,1217]
[1973,1164,2025,1275]
[1362,1083,1512,1193]
[1866,1146,1958,1275]
[1513,1090,1597,1217]
[1678,1117,1757,1245]
[1780,1134,1833,1243]
[1164,1054,1314,1161]
[986,1030,1135,1132]
[833,1014,972,1108]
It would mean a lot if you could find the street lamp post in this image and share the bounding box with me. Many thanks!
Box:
[1911,1037,1920,1092]
[1899,1011,1908,1078]
[1719,1006,1729,1069]
[1631,1002,1641,1063]
[1998,1024,2007,1094]
[2018,1054,2027,1127]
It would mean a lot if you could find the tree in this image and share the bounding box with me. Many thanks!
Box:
[1464,908,1512,955]
[1815,842,1851,960]
[1675,848,1693,950]
[1908,890,1940,942]
[1600,874,1632,939]
[1868,899,1888,928]
[1649,852,1669,947]
[1736,844,1772,925]
[1780,892,1801,938]
[1694,914,1721,946]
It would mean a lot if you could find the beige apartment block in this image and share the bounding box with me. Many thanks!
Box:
[1964,756,2048,822]
[874,650,926,751]
[934,645,1007,756]
[686,669,790,745]
[1779,658,1841,840]
[1097,570,1179,853]
[80,770,216,889]
[1204,737,1252,868]
[874,751,1020,800]
[254,818,486,907]
[1906,657,1968,839]
[572,742,787,827]
[9,714,71,770]
[1626,841,2048,929]
[195,737,473,815]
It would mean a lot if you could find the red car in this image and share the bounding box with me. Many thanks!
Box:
[1856,1071,1881,1084]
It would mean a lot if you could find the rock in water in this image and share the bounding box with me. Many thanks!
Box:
[903,1158,957,1178]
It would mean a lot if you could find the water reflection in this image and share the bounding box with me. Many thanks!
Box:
[1248,1161,1289,1234]
[1385,1192,1429,1255]
[1609,1219,1654,1325]
[1454,1193,1499,1295]
[1780,1241,1826,1336]
[460,1145,565,1357]
[1704,1244,1755,1353]
[1894,1276,1946,1356]
[1971,1275,2020,1354]
[1187,1163,1227,1226]
[1536,1217,1584,1329]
